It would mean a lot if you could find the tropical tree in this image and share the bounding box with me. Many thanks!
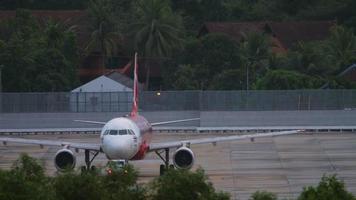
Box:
[0,154,55,200]
[210,69,245,90]
[86,0,121,74]
[44,19,75,48]
[240,32,271,90]
[0,9,79,92]
[167,33,240,90]
[0,9,42,92]
[255,69,323,90]
[0,0,88,10]
[38,19,79,91]
[129,0,184,89]
[283,41,337,76]
[101,164,145,200]
[298,175,355,200]
[53,170,103,200]
[172,0,228,31]
[250,190,278,200]
[326,25,356,71]
[149,168,230,200]
[171,64,202,90]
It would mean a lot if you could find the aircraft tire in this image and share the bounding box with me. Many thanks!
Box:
[159,164,165,176]
[80,166,87,173]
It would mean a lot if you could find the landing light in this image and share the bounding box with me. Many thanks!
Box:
[156,92,161,96]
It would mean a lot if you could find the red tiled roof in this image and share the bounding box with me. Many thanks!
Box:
[0,10,86,20]
[0,10,90,48]
[199,21,336,50]
[199,22,265,41]
[267,21,336,49]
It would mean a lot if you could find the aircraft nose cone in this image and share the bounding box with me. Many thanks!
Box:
[103,136,136,160]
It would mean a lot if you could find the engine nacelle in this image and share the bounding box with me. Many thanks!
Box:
[54,149,76,171]
[173,147,195,169]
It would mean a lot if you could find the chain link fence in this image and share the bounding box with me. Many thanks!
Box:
[0,90,356,113]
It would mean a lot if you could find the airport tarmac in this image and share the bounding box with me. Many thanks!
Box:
[1,132,356,200]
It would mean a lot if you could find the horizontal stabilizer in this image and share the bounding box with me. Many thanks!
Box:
[74,120,106,125]
[151,118,200,126]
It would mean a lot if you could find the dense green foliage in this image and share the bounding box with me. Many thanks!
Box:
[1,0,356,91]
[0,154,54,200]
[248,175,356,200]
[128,0,184,88]
[0,154,228,200]
[250,191,277,200]
[85,0,121,73]
[168,33,240,90]
[0,10,79,92]
[1,155,356,200]
[0,0,88,10]
[149,168,230,200]
[254,70,323,90]
[0,154,356,200]
[298,175,356,200]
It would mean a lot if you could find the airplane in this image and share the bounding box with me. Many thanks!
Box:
[0,53,301,175]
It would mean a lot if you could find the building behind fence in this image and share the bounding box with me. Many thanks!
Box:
[0,90,356,113]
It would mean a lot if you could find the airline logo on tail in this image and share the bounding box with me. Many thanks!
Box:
[131,53,139,117]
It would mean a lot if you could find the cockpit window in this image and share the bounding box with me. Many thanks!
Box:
[118,130,127,135]
[105,129,135,136]
[128,129,135,135]
[109,130,118,135]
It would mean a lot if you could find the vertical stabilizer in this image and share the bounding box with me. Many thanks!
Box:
[130,53,139,117]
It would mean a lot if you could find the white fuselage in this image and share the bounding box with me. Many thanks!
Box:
[100,116,152,160]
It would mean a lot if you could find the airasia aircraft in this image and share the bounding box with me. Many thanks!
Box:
[0,53,300,174]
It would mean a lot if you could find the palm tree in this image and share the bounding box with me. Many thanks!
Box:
[327,25,356,71]
[43,19,77,48]
[86,0,121,74]
[240,32,271,90]
[129,0,184,89]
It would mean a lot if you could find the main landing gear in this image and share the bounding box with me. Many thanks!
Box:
[81,149,99,172]
[155,148,174,175]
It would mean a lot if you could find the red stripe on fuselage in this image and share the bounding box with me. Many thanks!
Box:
[129,115,152,160]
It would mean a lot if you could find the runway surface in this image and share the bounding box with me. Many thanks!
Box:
[1,132,356,200]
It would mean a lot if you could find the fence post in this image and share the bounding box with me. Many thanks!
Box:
[0,65,2,113]
[199,90,202,111]
[76,92,79,112]
[84,92,87,112]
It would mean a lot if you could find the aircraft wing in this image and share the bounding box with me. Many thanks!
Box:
[148,130,302,151]
[151,118,200,126]
[0,137,101,152]
[74,118,200,126]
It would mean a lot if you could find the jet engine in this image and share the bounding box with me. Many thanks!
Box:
[173,147,195,169]
[54,149,76,171]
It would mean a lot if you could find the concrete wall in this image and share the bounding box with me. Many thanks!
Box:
[200,110,356,127]
[0,111,200,129]
[1,110,356,129]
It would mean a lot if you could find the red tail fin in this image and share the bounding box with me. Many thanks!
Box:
[130,53,139,117]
